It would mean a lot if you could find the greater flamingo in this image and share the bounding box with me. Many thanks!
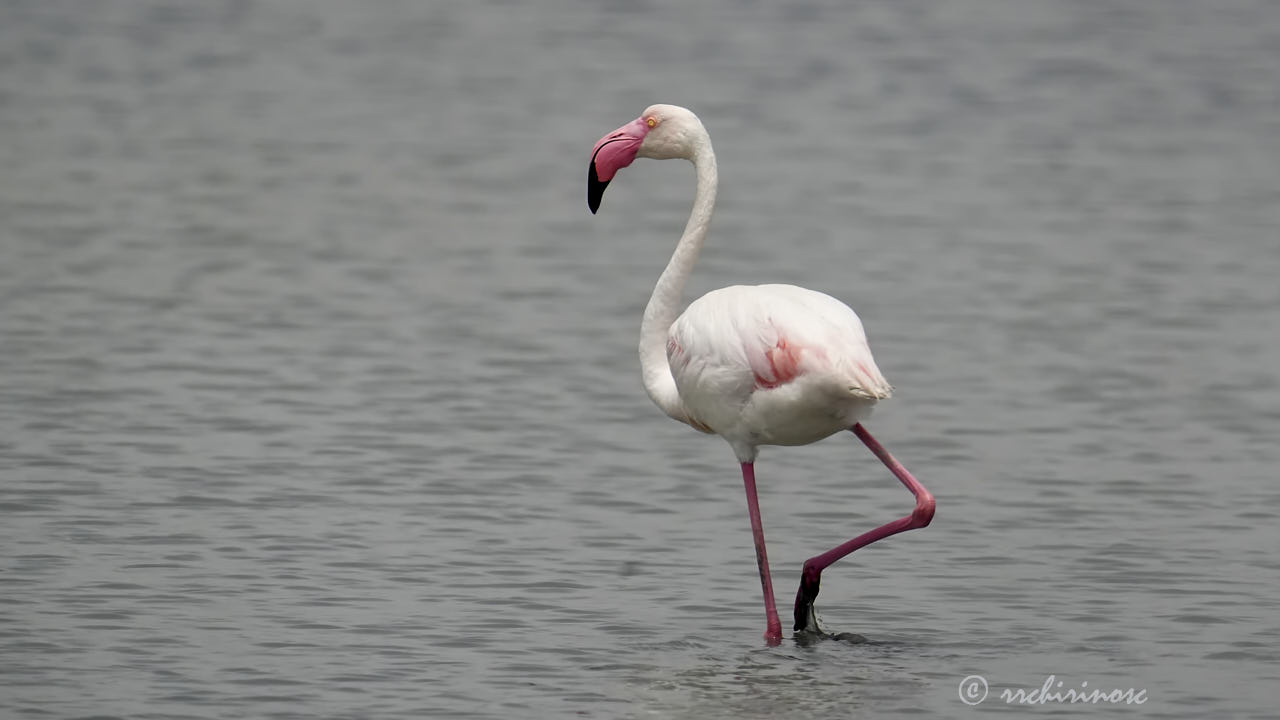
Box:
[588,104,935,645]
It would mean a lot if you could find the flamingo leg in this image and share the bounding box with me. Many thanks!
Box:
[793,422,936,632]
[741,462,783,645]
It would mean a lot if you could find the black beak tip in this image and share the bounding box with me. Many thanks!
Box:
[588,162,609,215]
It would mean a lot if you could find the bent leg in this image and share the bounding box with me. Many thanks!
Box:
[793,423,935,632]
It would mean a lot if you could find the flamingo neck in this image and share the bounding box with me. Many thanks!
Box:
[639,136,717,424]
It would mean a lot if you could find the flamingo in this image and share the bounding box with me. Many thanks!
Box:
[587,104,935,645]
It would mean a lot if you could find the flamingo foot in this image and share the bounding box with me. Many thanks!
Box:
[792,567,869,643]
[793,563,823,634]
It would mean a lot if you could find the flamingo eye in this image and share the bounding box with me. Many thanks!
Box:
[646,116,658,128]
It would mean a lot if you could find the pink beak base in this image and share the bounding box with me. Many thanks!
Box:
[588,117,650,213]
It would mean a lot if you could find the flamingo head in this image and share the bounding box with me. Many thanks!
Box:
[588,104,705,214]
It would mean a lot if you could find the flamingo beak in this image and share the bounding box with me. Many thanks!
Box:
[588,117,650,214]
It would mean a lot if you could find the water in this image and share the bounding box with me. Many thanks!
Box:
[2,1,1278,717]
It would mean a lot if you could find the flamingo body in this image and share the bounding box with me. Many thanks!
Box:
[667,284,891,461]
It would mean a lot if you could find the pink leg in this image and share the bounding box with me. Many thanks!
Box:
[741,462,783,645]
[793,423,936,632]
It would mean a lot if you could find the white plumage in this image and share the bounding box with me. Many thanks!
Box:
[668,284,891,460]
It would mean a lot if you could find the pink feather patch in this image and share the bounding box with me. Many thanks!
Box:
[754,338,803,389]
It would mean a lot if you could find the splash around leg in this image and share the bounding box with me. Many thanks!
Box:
[791,563,869,644]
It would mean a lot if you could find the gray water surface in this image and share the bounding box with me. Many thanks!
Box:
[2,1,1279,718]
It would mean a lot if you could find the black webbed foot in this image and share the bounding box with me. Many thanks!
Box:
[793,564,822,633]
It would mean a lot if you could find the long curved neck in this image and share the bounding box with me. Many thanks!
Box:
[639,135,717,423]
